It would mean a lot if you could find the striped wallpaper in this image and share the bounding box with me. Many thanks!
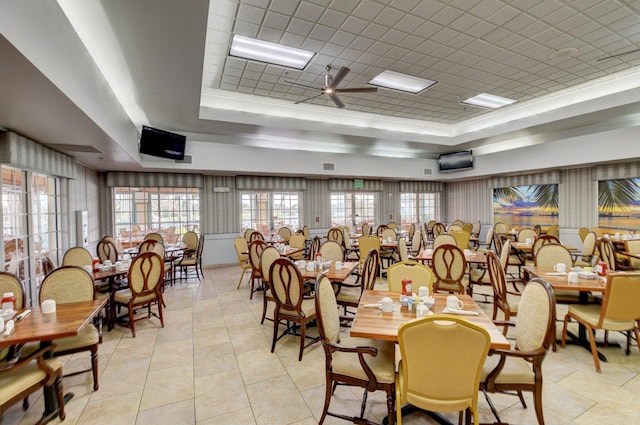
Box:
[490,170,561,188]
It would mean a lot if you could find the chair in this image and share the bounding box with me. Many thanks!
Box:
[395,238,409,262]
[62,246,93,267]
[426,220,437,239]
[259,245,281,324]
[0,272,26,309]
[0,344,65,423]
[97,236,120,264]
[361,222,371,236]
[472,221,481,238]
[144,232,164,243]
[387,221,398,230]
[546,224,559,238]
[39,266,101,390]
[181,230,199,256]
[494,222,509,235]
[287,233,306,260]
[447,224,463,232]
[247,240,267,299]
[408,230,422,258]
[469,239,512,303]
[530,234,560,264]
[407,223,415,241]
[357,235,381,277]
[139,239,175,285]
[387,260,434,293]
[277,226,292,242]
[578,226,590,242]
[482,278,556,425]
[308,236,321,261]
[622,239,640,269]
[573,231,597,267]
[113,251,165,337]
[244,228,257,242]
[598,238,636,271]
[432,222,446,237]
[335,249,380,314]
[249,230,264,242]
[302,225,311,241]
[314,274,396,425]
[269,258,319,361]
[396,315,490,425]
[475,226,493,253]
[432,244,468,294]
[493,230,524,278]
[561,273,640,372]
[234,236,252,289]
[319,240,345,262]
[175,233,204,280]
[376,224,389,236]
[516,228,537,243]
[462,222,474,234]
[327,227,345,247]
[380,227,397,242]
[432,233,456,250]
[451,219,464,227]
[450,229,471,250]
[486,252,519,325]
[535,243,581,304]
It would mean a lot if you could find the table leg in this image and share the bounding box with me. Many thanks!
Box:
[383,405,462,425]
[40,342,74,424]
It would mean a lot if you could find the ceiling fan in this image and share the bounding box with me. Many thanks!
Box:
[286,65,377,109]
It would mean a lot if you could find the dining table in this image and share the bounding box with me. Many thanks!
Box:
[0,299,108,424]
[299,261,357,282]
[93,265,129,331]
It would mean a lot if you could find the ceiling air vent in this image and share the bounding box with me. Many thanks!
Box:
[423,168,432,175]
[175,155,192,164]
[323,162,335,171]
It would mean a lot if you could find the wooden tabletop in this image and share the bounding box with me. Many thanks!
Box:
[0,299,108,347]
[512,242,577,252]
[350,290,510,349]
[523,266,607,292]
[299,261,357,282]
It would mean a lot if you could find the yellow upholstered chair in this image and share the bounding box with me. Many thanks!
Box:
[432,244,468,294]
[40,266,101,390]
[546,224,559,238]
[562,273,640,372]
[573,231,597,267]
[62,246,93,267]
[387,261,433,293]
[396,315,490,425]
[287,233,306,260]
[482,278,555,425]
[450,229,471,250]
[314,274,395,424]
[234,236,251,289]
[114,251,165,337]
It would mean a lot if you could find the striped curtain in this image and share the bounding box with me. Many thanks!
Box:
[328,179,383,191]
[105,172,203,188]
[235,175,306,190]
[0,131,75,178]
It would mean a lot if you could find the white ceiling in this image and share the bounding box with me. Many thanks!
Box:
[1,0,640,175]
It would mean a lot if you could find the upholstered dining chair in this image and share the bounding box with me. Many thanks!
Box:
[287,233,306,260]
[247,239,267,299]
[598,238,637,271]
[432,233,456,250]
[319,240,345,262]
[249,230,265,242]
[181,230,199,255]
[327,227,345,247]
[144,232,164,243]
[308,236,321,261]
[138,239,175,286]
[113,251,165,337]
[277,226,292,242]
[447,224,463,232]
[335,249,380,315]
[175,232,204,280]
[97,236,120,264]
[40,265,101,390]
[425,220,437,239]
[622,239,640,269]
[387,260,434,293]
[535,243,579,305]
[244,228,257,242]
[259,245,280,325]
[462,222,474,234]
[375,224,388,237]
[529,234,560,265]
[561,272,640,372]
[407,222,415,241]
[486,251,519,326]
[62,246,93,267]
[314,274,396,425]
[469,238,512,303]
[0,272,26,310]
[494,221,510,235]
[450,229,471,250]
[578,226,590,242]
[396,315,490,425]
[357,235,381,278]
[432,244,468,294]
[516,228,537,243]
[482,278,555,425]
[431,222,446,237]
[269,258,319,361]
[475,225,494,253]
[361,222,371,236]
[408,230,422,257]
[573,231,597,268]
[394,238,409,262]
[234,236,251,289]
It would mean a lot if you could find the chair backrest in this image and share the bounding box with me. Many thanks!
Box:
[127,251,164,297]
[315,274,342,344]
[234,236,249,263]
[598,238,617,271]
[270,258,306,314]
[410,230,422,253]
[451,219,464,227]
[278,227,292,241]
[598,273,640,325]
[387,222,398,230]
[578,227,589,242]
[288,233,306,250]
[376,224,388,236]
[407,223,416,240]
[182,231,199,252]
[432,244,467,293]
[494,222,509,234]
[361,249,380,291]
[624,239,640,268]
[532,234,560,258]
[432,222,446,237]
[327,227,345,246]
[492,230,504,258]
[433,233,456,249]
[319,240,344,262]
[40,265,95,304]
[462,222,473,234]
[41,256,56,277]
[308,236,321,261]
[248,240,267,278]
[533,224,542,235]
[486,252,509,316]
[244,228,256,241]
[581,231,597,259]
[450,230,471,250]
[144,232,164,243]
[397,315,490,422]
[259,246,281,285]
[62,246,93,267]
[472,221,481,237]
[381,228,397,242]
[249,231,265,242]
[426,220,436,234]
[484,226,494,248]
[361,222,371,236]
[514,278,555,352]
[387,261,434,293]
[302,225,311,240]
[534,244,573,268]
[0,272,26,309]
[500,239,512,270]
[139,239,165,258]
[97,236,119,263]
[358,235,381,265]
[397,238,409,262]
[546,224,559,238]
[517,228,537,243]
[447,224,463,232]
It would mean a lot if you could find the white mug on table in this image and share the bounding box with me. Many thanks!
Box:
[378,297,393,313]
[335,261,343,270]
[446,295,463,311]
[554,263,567,273]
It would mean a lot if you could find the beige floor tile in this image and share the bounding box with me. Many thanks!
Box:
[150,340,194,371]
[196,407,256,425]
[140,364,194,410]
[194,368,250,421]
[246,375,312,425]
[77,391,143,425]
[137,398,195,425]
[236,347,286,385]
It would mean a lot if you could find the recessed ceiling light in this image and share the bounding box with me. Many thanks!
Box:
[549,47,578,60]
[368,70,436,94]
[229,35,315,69]
[462,93,516,109]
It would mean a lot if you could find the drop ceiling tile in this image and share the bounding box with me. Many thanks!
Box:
[296,2,325,21]
[287,18,314,36]
[352,0,385,21]
[361,22,388,40]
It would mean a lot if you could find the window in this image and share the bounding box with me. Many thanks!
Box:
[401,192,440,230]
[241,192,301,235]
[330,192,376,231]
[31,172,60,288]
[114,187,200,248]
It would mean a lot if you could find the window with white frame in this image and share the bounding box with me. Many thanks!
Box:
[330,192,376,231]
[401,192,440,230]
[241,191,301,235]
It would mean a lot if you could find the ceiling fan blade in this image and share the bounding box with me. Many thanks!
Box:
[330,67,350,88]
[285,80,323,91]
[335,87,378,93]
[294,93,324,104]
[328,92,345,109]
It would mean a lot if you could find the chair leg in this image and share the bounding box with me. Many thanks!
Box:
[271,314,279,354]
[91,347,99,391]
[533,380,545,425]
[129,304,136,338]
[586,325,601,372]
[54,375,66,421]
[236,267,247,289]
[318,376,332,425]
[298,321,306,361]
[561,313,570,347]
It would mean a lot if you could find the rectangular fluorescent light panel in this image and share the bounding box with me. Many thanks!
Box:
[368,70,436,94]
[462,93,516,109]
[229,35,314,69]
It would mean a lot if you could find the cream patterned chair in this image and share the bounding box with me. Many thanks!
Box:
[432,244,468,294]
[234,236,251,289]
[572,231,597,267]
[62,246,93,267]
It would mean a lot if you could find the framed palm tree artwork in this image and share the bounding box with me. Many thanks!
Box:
[493,184,559,228]
[598,178,640,230]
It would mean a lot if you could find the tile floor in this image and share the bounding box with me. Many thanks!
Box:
[4,266,640,425]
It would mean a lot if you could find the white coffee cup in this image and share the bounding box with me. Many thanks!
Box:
[306,263,315,272]
[418,286,429,297]
[446,295,464,311]
[554,263,567,273]
[103,260,112,266]
[379,297,393,312]
[567,272,579,283]
[42,299,56,314]
[335,261,343,270]
[526,238,533,245]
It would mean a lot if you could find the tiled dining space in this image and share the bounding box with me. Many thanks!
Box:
[4,265,640,425]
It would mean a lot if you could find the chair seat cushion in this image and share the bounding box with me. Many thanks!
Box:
[332,337,396,384]
[0,358,62,404]
[176,258,196,266]
[52,324,99,352]
[335,286,361,304]
[481,354,534,384]
[568,304,636,331]
[278,298,315,319]
[114,289,157,305]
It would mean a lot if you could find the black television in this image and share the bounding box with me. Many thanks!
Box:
[438,150,473,172]
[139,126,186,160]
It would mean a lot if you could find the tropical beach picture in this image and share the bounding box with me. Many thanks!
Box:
[598,178,640,230]
[493,184,559,228]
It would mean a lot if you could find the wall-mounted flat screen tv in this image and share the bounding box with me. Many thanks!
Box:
[139,126,186,160]
[438,150,473,172]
